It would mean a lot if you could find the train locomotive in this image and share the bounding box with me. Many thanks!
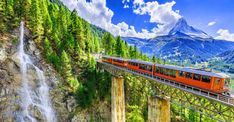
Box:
[102,56,231,95]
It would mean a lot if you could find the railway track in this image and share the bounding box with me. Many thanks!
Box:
[98,61,234,107]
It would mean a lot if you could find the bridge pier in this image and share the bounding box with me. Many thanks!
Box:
[148,96,170,122]
[111,76,125,122]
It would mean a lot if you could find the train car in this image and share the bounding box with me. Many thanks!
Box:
[101,56,231,94]
[102,56,113,63]
[126,60,154,75]
[102,56,127,67]
[153,64,231,94]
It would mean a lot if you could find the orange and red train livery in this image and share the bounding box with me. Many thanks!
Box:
[102,56,231,95]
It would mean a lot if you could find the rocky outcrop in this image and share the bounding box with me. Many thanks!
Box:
[0,26,111,122]
[0,28,68,121]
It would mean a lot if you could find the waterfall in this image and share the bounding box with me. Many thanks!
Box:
[16,21,57,122]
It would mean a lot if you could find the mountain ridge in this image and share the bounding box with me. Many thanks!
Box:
[122,18,234,63]
[168,18,212,39]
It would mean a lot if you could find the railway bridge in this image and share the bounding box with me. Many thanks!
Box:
[96,60,234,122]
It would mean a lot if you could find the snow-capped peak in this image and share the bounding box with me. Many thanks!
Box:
[169,18,212,39]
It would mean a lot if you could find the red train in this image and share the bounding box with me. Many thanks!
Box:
[102,56,231,94]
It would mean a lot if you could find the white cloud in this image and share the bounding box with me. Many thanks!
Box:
[122,0,130,4]
[215,29,234,41]
[207,21,216,26]
[133,0,144,6]
[133,0,181,34]
[123,5,129,8]
[61,0,181,39]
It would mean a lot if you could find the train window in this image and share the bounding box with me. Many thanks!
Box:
[148,66,152,72]
[155,67,160,73]
[179,71,185,77]
[202,75,211,83]
[139,64,152,71]
[130,62,138,66]
[215,78,220,84]
[129,62,133,66]
[163,68,168,76]
[186,72,193,79]
[164,68,169,76]
[159,67,164,74]
[193,74,201,81]
[170,70,176,78]
[114,59,123,63]
[139,64,144,69]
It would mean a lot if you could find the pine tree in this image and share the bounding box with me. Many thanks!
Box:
[84,22,92,52]
[73,41,81,65]
[29,0,44,41]
[115,36,122,56]
[61,51,73,79]
[5,0,14,17]
[22,0,31,20]
[0,0,5,32]
[102,32,116,55]
[69,10,85,50]
[152,56,156,63]
[41,0,52,36]
[133,45,139,59]
[44,38,53,57]
[93,36,100,53]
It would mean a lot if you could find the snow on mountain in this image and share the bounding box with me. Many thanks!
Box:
[168,18,212,39]
[122,18,234,64]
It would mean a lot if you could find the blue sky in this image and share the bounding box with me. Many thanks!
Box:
[61,0,234,41]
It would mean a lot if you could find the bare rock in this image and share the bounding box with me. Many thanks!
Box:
[0,48,7,61]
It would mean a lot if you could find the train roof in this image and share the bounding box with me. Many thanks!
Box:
[156,64,228,78]
[128,60,228,78]
[128,59,154,65]
[102,56,229,78]
[103,56,125,60]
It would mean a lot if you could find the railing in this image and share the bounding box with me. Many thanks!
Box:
[97,61,234,107]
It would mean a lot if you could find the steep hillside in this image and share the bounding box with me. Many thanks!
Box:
[0,0,150,121]
[217,49,234,64]
[209,49,234,74]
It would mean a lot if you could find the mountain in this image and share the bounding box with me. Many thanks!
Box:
[122,18,234,64]
[216,49,234,64]
[168,18,211,38]
[209,49,234,73]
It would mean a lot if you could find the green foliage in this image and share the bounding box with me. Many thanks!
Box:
[152,56,156,63]
[96,71,111,100]
[29,0,44,39]
[127,105,144,122]
[102,32,116,55]
[1,0,188,121]
[60,50,79,91]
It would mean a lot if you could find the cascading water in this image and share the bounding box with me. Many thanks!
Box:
[16,21,57,122]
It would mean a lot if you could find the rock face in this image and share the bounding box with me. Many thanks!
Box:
[0,28,68,121]
[0,26,111,122]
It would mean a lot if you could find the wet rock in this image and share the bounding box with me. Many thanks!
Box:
[0,48,7,61]
[66,96,76,112]
[0,25,71,122]
[29,105,45,121]
[11,52,20,67]
[6,59,20,75]
[0,69,8,81]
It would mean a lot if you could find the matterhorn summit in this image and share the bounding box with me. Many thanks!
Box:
[169,18,212,39]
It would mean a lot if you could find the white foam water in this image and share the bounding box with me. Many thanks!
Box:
[16,21,57,122]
